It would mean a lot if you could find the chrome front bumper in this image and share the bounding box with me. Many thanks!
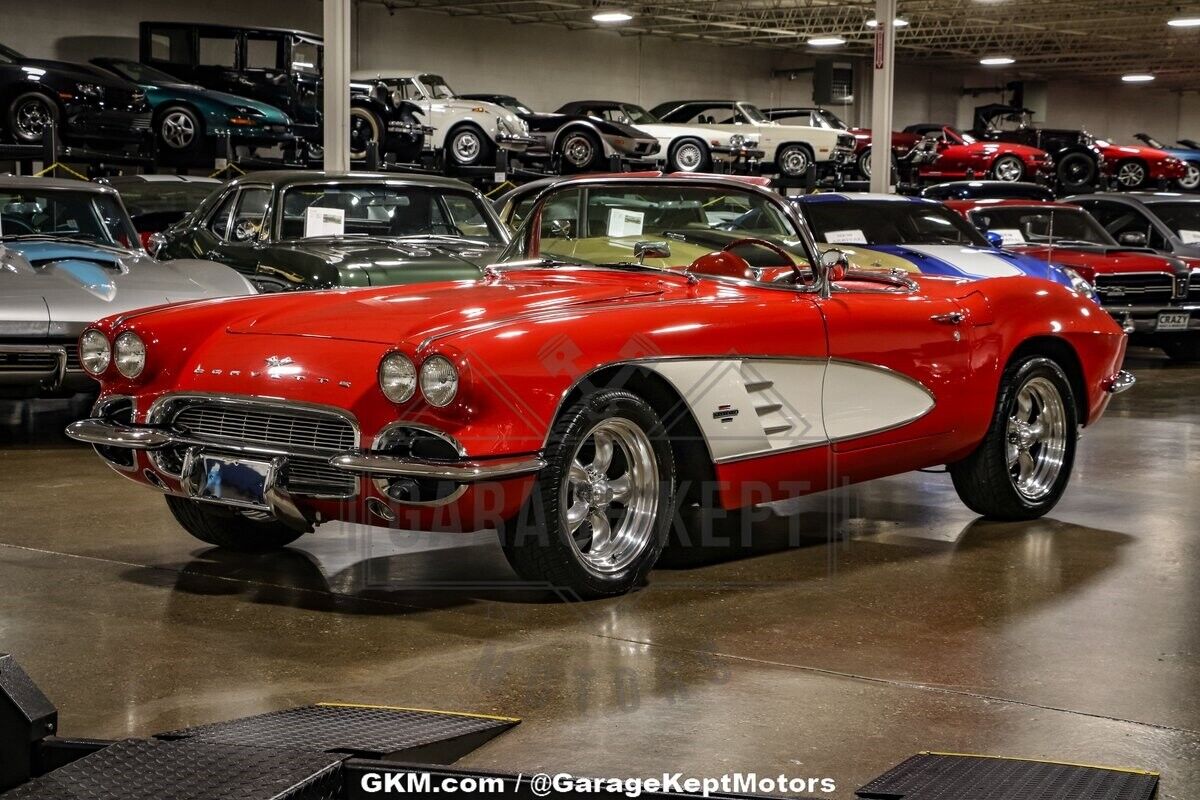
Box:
[65,418,545,482]
[495,133,538,152]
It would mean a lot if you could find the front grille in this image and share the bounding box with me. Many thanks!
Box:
[837,133,856,150]
[1190,272,1200,302]
[131,113,152,130]
[164,399,357,497]
[63,345,81,372]
[1094,273,1176,306]
[0,351,58,373]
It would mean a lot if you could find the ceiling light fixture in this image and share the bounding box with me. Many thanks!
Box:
[1167,17,1200,27]
[592,9,633,23]
[979,56,1015,65]
[808,36,846,46]
[1121,74,1155,82]
[866,18,909,28]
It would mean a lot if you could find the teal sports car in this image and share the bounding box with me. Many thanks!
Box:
[90,58,295,163]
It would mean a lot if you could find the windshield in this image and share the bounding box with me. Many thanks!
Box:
[1147,202,1200,243]
[279,184,502,243]
[802,201,989,247]
[968,206,1115,246]
[112,181,218,215]
[814,110,848,130]
[419,74,457,99]
[101,59,183,84]
[0,189,139,248]
[738,103,770,124]
[617,104,659,125]
[498,97,533,115]
[502,183,810,274]
[0,43,21,64]
[291,38,321,75]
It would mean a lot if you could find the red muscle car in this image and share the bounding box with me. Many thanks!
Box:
[1094,140,1187,190]
[67,175,1131,598]
[949,198,1200,360]
[904,124,1054,184]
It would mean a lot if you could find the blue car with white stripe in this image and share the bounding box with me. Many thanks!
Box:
[792,193,1094,297]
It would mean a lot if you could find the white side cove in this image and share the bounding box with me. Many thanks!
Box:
[641,358,935,463]
[901,245,1026,278]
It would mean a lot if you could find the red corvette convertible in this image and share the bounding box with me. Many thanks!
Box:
[68,176,1131,597]
[905,124,1054,184]
[1094,139,1187,190]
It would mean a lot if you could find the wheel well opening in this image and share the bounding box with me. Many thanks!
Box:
[1009,336,1088,422]
[563,365,715,503]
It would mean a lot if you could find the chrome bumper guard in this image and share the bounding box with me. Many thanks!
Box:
[495,133,537,151]
[1107,370,1136,395]
[66,418,546,482]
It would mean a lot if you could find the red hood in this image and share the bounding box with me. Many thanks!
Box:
[1097,142,1175,164]
[1010,245,1183,280]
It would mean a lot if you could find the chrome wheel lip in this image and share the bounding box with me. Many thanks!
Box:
[562,133,595,167]
[160,110,196,149]
[14,98,51,140]
[673,142,703,171]
[1006,376,1068,502]
[1117,162,1147,187]
[451,130,482,163]
[993,156,1024,182]
[561,417,659,576]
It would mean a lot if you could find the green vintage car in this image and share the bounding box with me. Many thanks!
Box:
[154,171,509,292]
[90,58,295,162]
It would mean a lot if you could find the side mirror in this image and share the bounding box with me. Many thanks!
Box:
[634,240,671,264]
[1118,231,1148,247]
[985,231,1004,248]
[817,248,849,297]
[147,232,166,258]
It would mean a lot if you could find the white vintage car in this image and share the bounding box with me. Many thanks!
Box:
[650,100,856,178]
[350,71,535,168]
[554,100,763,173]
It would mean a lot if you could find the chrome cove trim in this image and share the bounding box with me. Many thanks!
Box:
[1107,370,1136,395]
[330,452,546,481]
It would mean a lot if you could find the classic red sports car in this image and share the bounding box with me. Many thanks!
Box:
[1094,140,1188,190]
[948,198,1200,361]
[67,176,1131,598]
[905,124,1054,184]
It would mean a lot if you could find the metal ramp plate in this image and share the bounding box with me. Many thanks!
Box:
[857,753,1159,800]
[159,703,519,763]
[0,738,343,800]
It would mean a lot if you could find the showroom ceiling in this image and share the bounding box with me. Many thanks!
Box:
[375,0,1200,87]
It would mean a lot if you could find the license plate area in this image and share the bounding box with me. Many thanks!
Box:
[1156,311,1191,331]
[182,450,276,510]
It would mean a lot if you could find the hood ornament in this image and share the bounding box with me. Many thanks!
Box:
[265,356,294,368]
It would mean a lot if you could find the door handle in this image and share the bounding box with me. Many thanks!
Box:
[930,311,966,325]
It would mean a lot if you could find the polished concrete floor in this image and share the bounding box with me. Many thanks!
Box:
[1,348,1197,798]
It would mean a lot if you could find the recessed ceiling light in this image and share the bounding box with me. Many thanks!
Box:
[866,18,909,28]
[979,56,1015,65]
[1122,74,1155,82]
[592,10,633,23]
[1167,17,1200,27]
[808,36,846,46]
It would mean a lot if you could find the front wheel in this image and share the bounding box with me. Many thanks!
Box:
[990,154,1026,182]
[499,390,676,599]
[666,138,709,173]
[776,143,814,178]
[165,495,304,552]
[349,106,383,161]
[949,356,1078,520]
[1115,159,1149,190]
[445,126,493,167]
[856,147,873,179]
[8,92,58,143]
[1177,162,1200,192]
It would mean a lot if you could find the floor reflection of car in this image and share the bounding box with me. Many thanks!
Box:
[154,171,509,292]
[0,176,255,400]
[99,174,221,250]
[70,175,1130,598]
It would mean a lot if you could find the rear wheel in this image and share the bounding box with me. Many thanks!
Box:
[349,106,383,161]
[990,154,1026,182]
[8,92,58,143]
[165,495,304,552]
[499,390,675,599]
[950,356,1077,520]
[857,147,873,179]
[1056,152,1097,192]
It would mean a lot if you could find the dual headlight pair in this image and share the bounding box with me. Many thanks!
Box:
[80,330,145,379]
[379,353,458,407]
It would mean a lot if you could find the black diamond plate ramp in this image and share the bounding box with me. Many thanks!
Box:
[857,753,1158,800]
[0,738,343,800]
[159,703,519,764]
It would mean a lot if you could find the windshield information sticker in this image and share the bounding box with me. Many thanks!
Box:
[305,206,346,237]
[991,228,1026,245]
[824,229,867,244]
[1179,229,1200,244]
[608,208,645,237]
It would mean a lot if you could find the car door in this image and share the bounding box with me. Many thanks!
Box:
[192,185,273,277]
[240,32,295,117]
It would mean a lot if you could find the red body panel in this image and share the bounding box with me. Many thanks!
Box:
[1097,143,1186,180]
[847,127,921,157]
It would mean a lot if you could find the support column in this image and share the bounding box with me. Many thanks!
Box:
[323,0,352,172]
[869,0,897,193]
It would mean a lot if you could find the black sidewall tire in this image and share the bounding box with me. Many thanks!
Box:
[667,138,710,173]
[559,129,602,172]
[1116,159,1148,190]
[991,154,1025,182]
[856,147,872,179]
[157,106,208,162]
[501,390,676,599]
[950,357,1078,520]
[1056,153,1096,192]
[349,106,383,160]
[8,92,58,144]
[446,126,493,167]
[165,495,304,552]
[777,144,813,178]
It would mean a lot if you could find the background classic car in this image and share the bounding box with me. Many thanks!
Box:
[1134,133,1200,191]
[969,104,1106,192]
[1092,138,1187,190]
[68,175,1128,598]
[0,176,255,399]
[763,105,920,180]
[155,171,508,292]
[99,174,221,249]
[902,124,1055,184]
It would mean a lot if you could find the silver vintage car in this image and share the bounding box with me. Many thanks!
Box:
[1,177,256,399]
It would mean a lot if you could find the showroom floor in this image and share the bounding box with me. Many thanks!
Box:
[1,349,1196,799]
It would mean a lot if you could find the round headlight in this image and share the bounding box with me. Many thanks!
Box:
[379,353,416,403]
[729,133,746,148]
[420,356,459,407]
[80,329,110,375]
[113,331,146,379]
[1059,266,1097,299]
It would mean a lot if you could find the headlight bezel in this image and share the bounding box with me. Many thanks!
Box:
[113,331,146,379]
[1059,266,1097,299]
[378,352,417,404]
[80,329,111,376]
[419,355,459,407]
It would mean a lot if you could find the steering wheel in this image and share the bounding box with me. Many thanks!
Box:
[720,237,804,279]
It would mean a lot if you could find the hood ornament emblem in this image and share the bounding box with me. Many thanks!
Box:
[265,356,294,368]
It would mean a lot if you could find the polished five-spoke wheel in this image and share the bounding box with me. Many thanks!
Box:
[991,154,1026,182]
[1005,376,1068,502]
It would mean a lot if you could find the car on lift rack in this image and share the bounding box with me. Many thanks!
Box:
[1133,134,1200,191]
[949,198,1199,361]
[969,104,1106,192]
[0,176,255,400]
[90,57,296,164]
[651,99,856,179]
[921,180,1056,202]
[555,100,763,174]
[459,93,660,172]
[153,171,509,293]
[68,174,1131,598]
[0,42,152,155]
[763,105,920,180]
[902,124,1055,185]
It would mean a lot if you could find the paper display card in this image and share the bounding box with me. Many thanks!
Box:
[823,229,867,244]
[607,208,645,238]
[990,228,1026,245]
[1179,229,1200,244]
[304,206,345,238]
